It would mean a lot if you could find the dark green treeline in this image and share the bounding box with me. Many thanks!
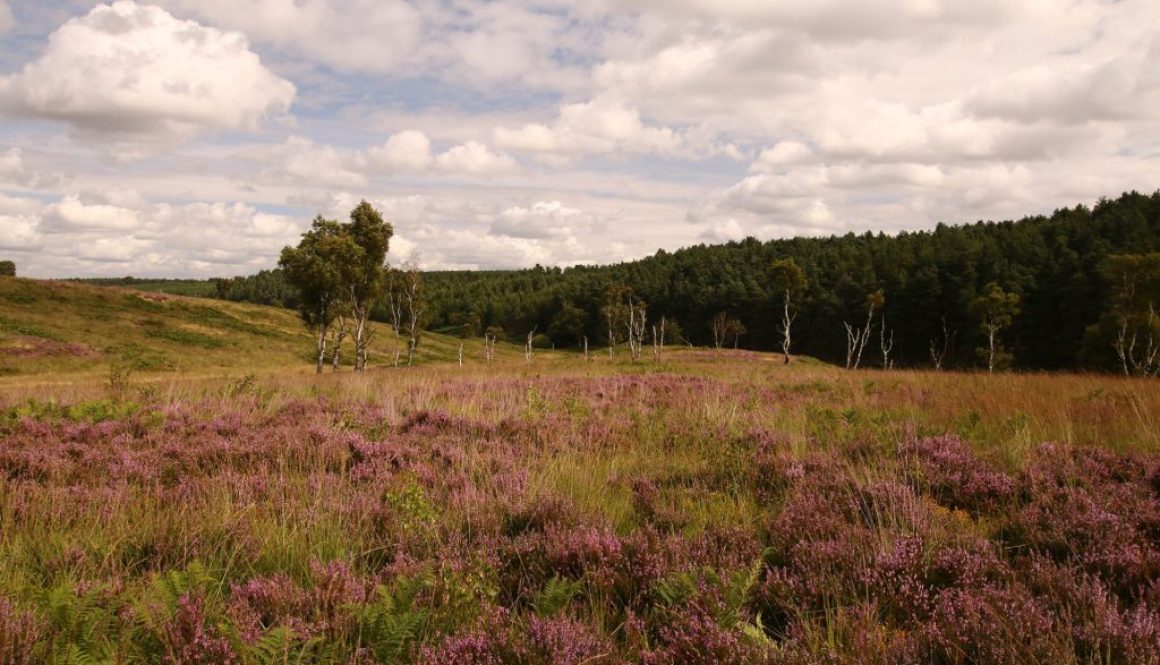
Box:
[217,191,1160,371]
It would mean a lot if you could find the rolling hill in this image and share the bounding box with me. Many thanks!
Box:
[0,277,495,382]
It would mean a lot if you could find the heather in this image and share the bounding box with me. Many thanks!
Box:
[1,358,1159,663]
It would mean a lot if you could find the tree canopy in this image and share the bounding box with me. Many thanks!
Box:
[225,190,1160,372]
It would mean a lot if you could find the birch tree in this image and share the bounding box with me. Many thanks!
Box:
[399,261,424,366]
[342,201,392,371]
[625,295,647,361]
[929,317,955,371]
[279,216,348,374]
[770,258,807,364]
[844,289,884,370]
[1107,253,1160,377]
[710,311,729,351]
[601,283,631,356]
[969,282,1020,374]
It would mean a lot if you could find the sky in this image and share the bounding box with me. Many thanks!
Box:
[0,0,1158,278]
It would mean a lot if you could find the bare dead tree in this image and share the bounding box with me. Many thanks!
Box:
[1114,305,1160,377]
[384,269,406,365]
[458,343,464,367]
[583,335,589,362]
[929,318,955,371]
[525,327,536,362]
[779,298,797,365]
[399,262,424,367]
[771,258,806,364]
[482,333,497,364]
[651,316,666,362]
[626,296,647,361]
[880,315,895,370]
[710,311,728,351]
[844,290,884,370]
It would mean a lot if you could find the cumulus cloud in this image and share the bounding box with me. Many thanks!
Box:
[42,194,141,232]
[751,142,815,171]
[252,136,368,189]
[159,0,423,73]
[0,1,294,142]
[248,132,518,187]
[160,0,588,91]
[494,97,736,160]
[3,0,1160,275]
[434,141,519,175]
[1,189,304,276]
[492,201,594,239]
[0,148,38,187]
[967,39,1160,125]
[367,130,433,172]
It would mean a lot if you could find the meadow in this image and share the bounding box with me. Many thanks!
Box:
[2,280,1160,663]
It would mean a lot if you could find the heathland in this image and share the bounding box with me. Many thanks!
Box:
[1,277,1159,663]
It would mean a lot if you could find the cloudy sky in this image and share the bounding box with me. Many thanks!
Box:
[1,0,1158,277]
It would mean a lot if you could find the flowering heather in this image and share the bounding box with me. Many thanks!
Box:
[1,360,1159,662]
[901,433,1016,514]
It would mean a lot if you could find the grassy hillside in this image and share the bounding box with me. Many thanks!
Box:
[73,277,219,298]
[0,277,510,383]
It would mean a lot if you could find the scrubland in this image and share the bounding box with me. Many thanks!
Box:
[2,347,1159,664]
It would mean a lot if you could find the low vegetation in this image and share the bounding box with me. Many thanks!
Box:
[2,343,1158,662]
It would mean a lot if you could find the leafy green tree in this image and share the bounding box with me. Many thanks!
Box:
[0,260,14,277]
[342,201,393,370]
[725,317,747,349]
[548,300,586,347]
[969,282,1020,373]
[279,216,351,374]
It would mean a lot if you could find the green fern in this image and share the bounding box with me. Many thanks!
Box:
[532,577,581,617]
[352,577,433,663]
[37,585,118,664]
[653,571,697,607]
[720,557,764,628]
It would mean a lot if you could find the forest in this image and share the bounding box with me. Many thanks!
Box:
[211,191,1160,372]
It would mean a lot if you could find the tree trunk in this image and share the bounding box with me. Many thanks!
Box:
[987,324,997,374]
[315,326,328,374]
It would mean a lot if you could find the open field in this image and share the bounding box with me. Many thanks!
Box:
[2,279,1160,663]
[0,278,520,387]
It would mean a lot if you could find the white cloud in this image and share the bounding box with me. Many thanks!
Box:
[0,1,294,142]
[43,194,141,232]
[367,130,433,172]
[494,97,735,160]
[3,0,1160,275]
[751,142,814,171]
[160,0,587,91]
[160,0,424,73]
[492,201,593,239]
[968,39,1160,125]
[1,190,306,276]
[253,136,367,189]
[0,148,29,185]
[434,141,519,176]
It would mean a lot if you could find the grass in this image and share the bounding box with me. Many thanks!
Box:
[1,277,1159,663]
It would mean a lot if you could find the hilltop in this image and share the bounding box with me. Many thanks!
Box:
[0,277,487,382]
